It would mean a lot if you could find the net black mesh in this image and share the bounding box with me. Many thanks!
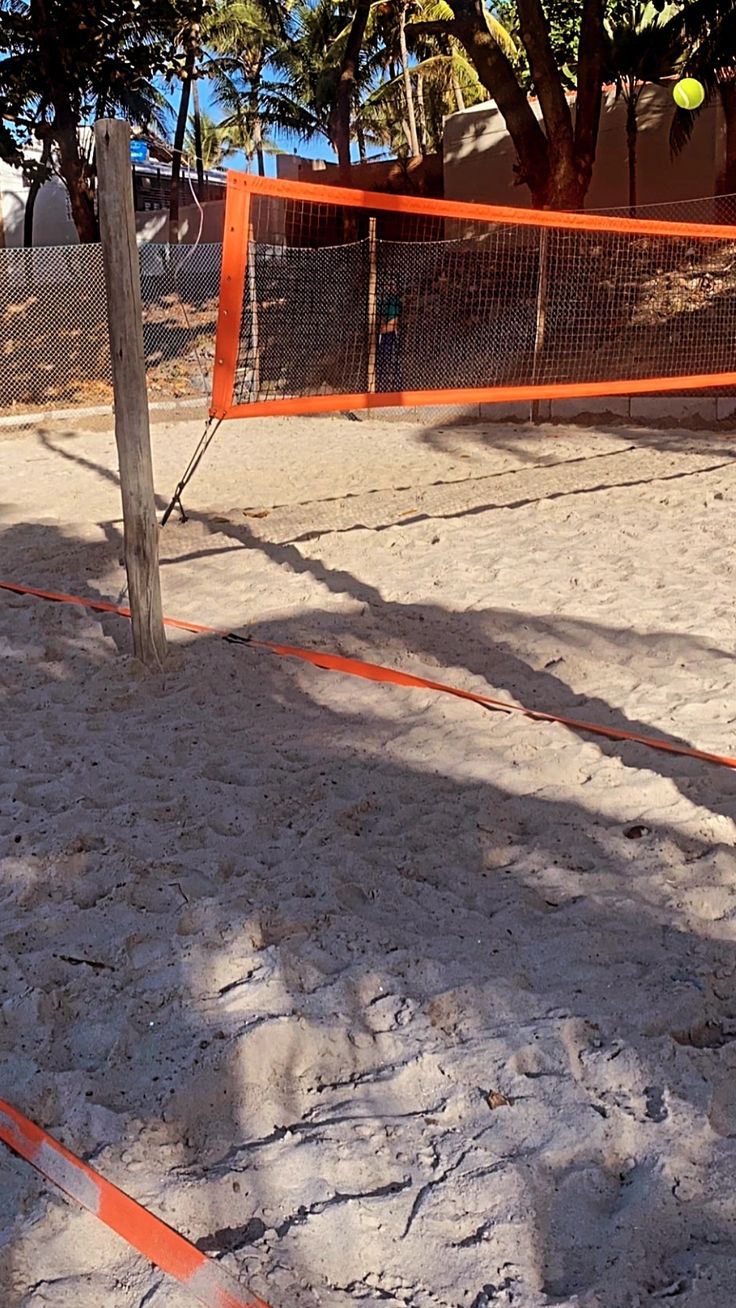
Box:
[232,194,736,407]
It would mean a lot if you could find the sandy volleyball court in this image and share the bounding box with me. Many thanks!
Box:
[2,411,736,1307]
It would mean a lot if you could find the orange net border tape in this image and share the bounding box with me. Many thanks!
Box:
[224,171,736,241]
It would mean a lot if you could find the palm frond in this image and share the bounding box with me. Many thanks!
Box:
[484,8,517,57]
[111,79,170,135]
[367,46,481,98]
[662,0,736,156]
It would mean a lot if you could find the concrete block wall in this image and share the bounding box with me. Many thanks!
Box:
[362,395,733,427]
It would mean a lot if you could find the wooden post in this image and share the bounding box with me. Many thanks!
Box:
[247,222,261,396]
[367,217,378,392]
[531,227,548,424]
[94,119,166,669]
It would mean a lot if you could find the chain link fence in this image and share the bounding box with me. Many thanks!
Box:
[593,192,736,225]
[3,190,736,424]
[0,242,220,421]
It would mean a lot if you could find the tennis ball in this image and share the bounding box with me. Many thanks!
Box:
[673,78,705,110]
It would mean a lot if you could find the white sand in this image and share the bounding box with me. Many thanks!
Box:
[2,412,736,1308]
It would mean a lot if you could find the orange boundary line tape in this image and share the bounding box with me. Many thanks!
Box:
[0,1098,270,1308]
[3,579,736,772]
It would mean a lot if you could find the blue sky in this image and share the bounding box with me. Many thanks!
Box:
[167,66,383,176]
[189,75,334,174]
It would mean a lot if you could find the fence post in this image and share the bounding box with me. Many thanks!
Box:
[247,222,261,396]
[94,118,167,669]
[367,217,378,392]
[531,228,549,424]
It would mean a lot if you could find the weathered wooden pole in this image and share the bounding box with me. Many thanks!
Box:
[94,118,166,668]
[367,216,378,393]
[531,227,549,425]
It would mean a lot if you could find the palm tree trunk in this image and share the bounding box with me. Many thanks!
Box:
[329,0,372,172]
[192,78,205,190]
[719,79,736,208]
[452,72,466,113]
[24,172,43,248]
[55,119,97,242]
[399,1,420,157]
[357,124,367,163]
[169,35,196,243]
[626,93,638,218]
[252,112,265,176]
[416,71,427,152]
[23,140,53,249]
[247,65,266,177]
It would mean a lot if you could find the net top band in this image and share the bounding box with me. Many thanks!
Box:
[225,170,736,243]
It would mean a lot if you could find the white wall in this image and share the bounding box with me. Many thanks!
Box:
[0,157,79,247]
[0,154,225,248]
[135,199,224,244]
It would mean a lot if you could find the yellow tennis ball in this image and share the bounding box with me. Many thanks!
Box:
[673,78,705,110]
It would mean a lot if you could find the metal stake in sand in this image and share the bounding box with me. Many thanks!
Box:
[94,118,167,669]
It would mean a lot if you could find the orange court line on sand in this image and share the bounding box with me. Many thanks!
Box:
[2,579,736,773]
[0,1097,270,1308]
[2,575,735,1297]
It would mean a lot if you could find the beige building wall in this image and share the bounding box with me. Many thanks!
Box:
[134,198,224,244]
[443,84,722,211]
[276,151,444,197]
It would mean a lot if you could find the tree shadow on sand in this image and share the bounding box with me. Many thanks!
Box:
[165,501,736,835]
[26,421,736,843]
[3,514,736,1307]
[412,416,736,468]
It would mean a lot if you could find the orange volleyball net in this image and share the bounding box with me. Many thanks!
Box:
[161,172,736,521]
[209,172,736,422]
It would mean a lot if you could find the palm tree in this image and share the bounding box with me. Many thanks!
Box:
[361,42,487,154]
[397,0,421,154]
[359,0,510,156]
[262,0,373,159]
[169,5,205,242]
[605,2,683,215]
[328,0,373,168]
[184,109,232,168]
[407,0,516,109]
[184,105,277,167]
[665,0,736,202]
[202,0,286,176]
